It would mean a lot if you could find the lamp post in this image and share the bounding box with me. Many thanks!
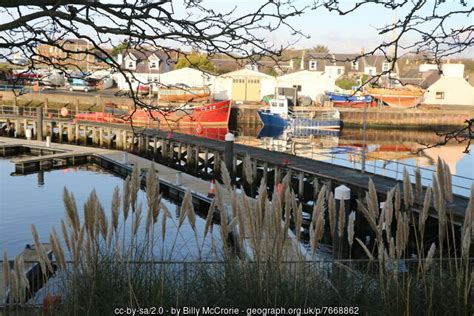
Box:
[361,100,367,174]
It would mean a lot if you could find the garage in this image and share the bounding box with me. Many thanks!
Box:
[218,68,275,102]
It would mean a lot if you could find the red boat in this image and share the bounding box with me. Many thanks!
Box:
[75,100,231,131]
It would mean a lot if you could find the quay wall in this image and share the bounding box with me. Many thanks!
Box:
[232,104,474,128]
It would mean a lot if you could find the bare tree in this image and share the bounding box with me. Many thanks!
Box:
[0,0,307,124]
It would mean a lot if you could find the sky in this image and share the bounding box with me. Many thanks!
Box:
[0,0,472,59]
[204,0,474,58]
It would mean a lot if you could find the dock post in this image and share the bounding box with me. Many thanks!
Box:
[204,148,209,174]
[274,165,280,185]
[334,185,351,259]
[224,133,234,180]
[145,135,150,156]
[298,172,305,199]
[263,162,268,184]
[36,106,43,141]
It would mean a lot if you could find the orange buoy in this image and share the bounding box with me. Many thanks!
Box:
[195,123,203,134]
[276,183,284,194]
[60,107,69,117]
[207,179,216,198]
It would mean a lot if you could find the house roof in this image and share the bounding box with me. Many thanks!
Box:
[121,49,170,74]
[399,69,441,89]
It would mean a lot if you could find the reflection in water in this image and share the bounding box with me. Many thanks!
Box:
[0,161,221,259]
[235,124,473,196]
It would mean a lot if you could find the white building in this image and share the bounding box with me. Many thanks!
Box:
[276,70,336,101]
[215,68,276,102]
[114,49,171,91]
[424,76,474,106]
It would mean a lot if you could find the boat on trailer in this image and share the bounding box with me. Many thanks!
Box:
[257,96,342,130]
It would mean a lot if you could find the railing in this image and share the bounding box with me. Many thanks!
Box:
[0,105,77,120]
[234,131,473,197]
[0,84,32,93]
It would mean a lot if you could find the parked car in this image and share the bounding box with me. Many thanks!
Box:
[66,78,96,92]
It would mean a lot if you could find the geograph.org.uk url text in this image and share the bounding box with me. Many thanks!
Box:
[114,306,360,315]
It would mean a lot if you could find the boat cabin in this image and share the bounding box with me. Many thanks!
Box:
[268,96,289,115]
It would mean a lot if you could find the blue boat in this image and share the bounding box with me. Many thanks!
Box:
[325,91,372,105]
[257,96,342,130]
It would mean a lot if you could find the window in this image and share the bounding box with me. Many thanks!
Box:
[149,61,158,69]
[309,60,317,70]
[351,61,359,70]
[126,60,135,69]
[382,62,390,71]
[435,92,445,99]
[293,85,302,92]
[337,68,342,75]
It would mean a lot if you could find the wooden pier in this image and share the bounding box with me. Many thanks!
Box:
[0,243,53,305]
[0,114,471,227]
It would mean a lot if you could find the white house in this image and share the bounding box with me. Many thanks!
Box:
[276,70,336,101]
[424,76,474,107]
[215,68,276,102]
[114,49,171,91]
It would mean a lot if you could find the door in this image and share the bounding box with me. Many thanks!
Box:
[246,77,261,101]
[231,78,246,101]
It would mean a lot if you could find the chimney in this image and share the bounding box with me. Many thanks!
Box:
[300,50,305,70]
[117,53,123,65]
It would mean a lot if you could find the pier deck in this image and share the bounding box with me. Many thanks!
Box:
[0,137,306,262]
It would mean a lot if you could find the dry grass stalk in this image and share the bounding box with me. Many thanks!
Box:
[313,178,319,200]
[146,164,161,225]
[111,186,120,232]
[310,207,325,253]
[63,187,80,238]
[215,184,229,246]
[415,167,422,205]
[432,173,446,250]
[425,243,436,270]
[220,161,233,192]
[243,154,254,185]
[50,227,66,270]
[295,204,303,242]
[160,204,170,242]
[130,164,140,211]
[312,185,326,227]
[3,251,9,294]
[204,199,215,238]
[461,184,473,259]
[355,237,374,260]
[132,203,142,236]
[403,168,414,209]
[338,198,346,239]
[418,187,432,236]
[10,268,18,304]
[123,176,131,221]
[60,219,72,254]
[97,200,108,241]
[436,157,446,201]
[384,191,394,240]
[347,211,356,248]
[394,184,401,220]
[442,160,453,203]
[396,213,409,259]
[73,226,85,264]
[31,224,53,275]
[328,192,336,239]
[368,179,379,219]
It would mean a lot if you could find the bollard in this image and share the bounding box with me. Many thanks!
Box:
[124,152,128,164]
[46,136,51,147]
[176,172,182,186]
[334,185,351,259]
[224,133,234,180]
[25,128,32,140]
[36,106,43,141]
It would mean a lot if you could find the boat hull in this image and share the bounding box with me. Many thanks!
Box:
[158,87,210,102]
[257,110,342,130]
[75,100,231,129]
[370,95,423,108]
